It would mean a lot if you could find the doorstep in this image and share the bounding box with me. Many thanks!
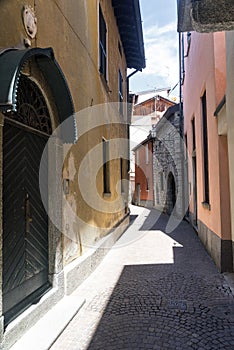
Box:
[10,296,85,350]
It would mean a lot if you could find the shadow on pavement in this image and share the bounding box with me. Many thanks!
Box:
[86,211,234,350]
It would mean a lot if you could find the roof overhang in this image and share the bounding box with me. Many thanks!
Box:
[177,0,234,33]
[0,47,77,143]
[112,0,145,69]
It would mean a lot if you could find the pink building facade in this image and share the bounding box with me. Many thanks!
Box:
[133,138,154,207]
[183,31,232,272]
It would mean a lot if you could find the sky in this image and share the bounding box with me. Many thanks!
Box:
[129,0,179,96]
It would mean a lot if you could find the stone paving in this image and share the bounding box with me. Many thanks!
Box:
[50,205,234,350]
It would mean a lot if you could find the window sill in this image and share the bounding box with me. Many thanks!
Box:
[103,192,111,198]
[202,201,211,210]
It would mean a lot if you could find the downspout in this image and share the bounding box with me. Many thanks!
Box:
[179,32,184,216]
[126,69,141,206]
[179,32,188,218]
[126,69,141,171]
[179,32,183,137]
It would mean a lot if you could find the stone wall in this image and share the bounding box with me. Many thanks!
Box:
[153,106,185,218]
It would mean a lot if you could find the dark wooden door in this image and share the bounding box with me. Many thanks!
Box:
[3,121,50,325]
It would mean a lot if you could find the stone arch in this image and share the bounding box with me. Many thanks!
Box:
[0,47,77,328]
[0,47,77,143]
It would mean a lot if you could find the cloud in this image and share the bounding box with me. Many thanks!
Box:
[144,22,177,37]
[131,21,179,93]
[144,21,178,77]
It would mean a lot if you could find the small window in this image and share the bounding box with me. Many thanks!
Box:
[102,138,110,193]
[118,70,123,115]
[187,32,191,54]
[184,133,188,160]
[135,150,139,167]
[145,143,149,164]
[160,172,164,191]
[146,177,149,191]
[192,118,196,151]
[120,158,124,193]
[118,41,122,57]
[99,6,107,80]
[201,91,209,204]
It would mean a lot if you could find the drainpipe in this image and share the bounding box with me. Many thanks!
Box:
[126,69,141,170]
[126,69,141,205]
[179,32,184,137]
[127,68,141,113]
[179,32,184,217]
[179,32,188,218]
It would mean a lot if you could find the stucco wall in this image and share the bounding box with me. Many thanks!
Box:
[183,31,230,238]
[0,1,129,263]
[225,31,234,270]
[0,1,133,346]
[183,31,232,270]
[134,140,154,206]
[36,0,129,261]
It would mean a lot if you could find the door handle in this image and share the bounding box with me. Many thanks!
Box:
[25,193,32,233]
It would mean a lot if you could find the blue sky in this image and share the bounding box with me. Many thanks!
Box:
[129,0,179,96]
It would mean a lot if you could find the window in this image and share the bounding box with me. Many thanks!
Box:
[192,118,196,152]
[146,177,149,191]
[201,91,209,204]
[160,172,164,191]
[135,150,139,166]
[120,158,124,193]
[102,138,110,193]
[184,133,188,160]
[145,143,149,164]
[118,70,123,115]
[99,6,107,80]
[186,32,191,55]
[118,41,122,57]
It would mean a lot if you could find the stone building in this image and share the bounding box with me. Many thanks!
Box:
[153,104,184,217]
[0,1,145,348]
[130,94,175,206]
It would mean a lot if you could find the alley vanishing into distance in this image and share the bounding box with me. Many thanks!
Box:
[46,206,234,350]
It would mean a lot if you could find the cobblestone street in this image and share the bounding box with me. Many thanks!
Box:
[50,205,234,350]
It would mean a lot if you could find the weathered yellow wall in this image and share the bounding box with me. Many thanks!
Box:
[0,0,129,264]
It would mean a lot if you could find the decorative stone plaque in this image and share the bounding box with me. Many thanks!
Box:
[22,5,37,39]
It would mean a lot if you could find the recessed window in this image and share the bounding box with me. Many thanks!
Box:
[201,91,209,204]
[120,158,124,193]
[99,6,107,80]
[102,138,110,194]
[145,143,149,164]
[192,118,196,152]
[118,41,122,57]
[146,177,149,191]
[118,70,123,115]
[184,133,188,160]
[160,172,164,191]
[135,149,139,166]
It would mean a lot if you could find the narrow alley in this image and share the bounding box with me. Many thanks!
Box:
[46,206,234,350]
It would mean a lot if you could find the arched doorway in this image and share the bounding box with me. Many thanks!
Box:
[2,75,52,325]
[167,172,176,215]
